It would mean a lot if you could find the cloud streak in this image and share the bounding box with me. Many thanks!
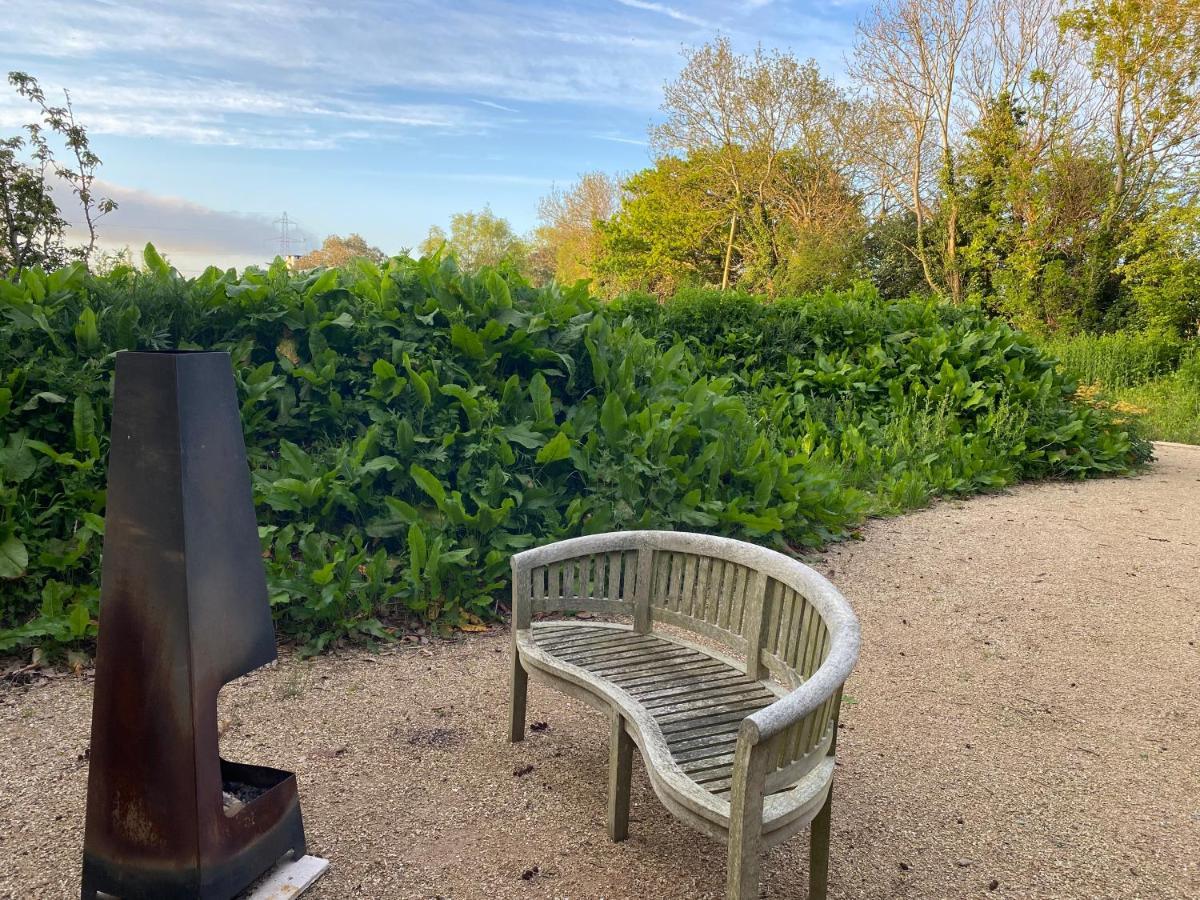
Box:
[471,99,520,114]
[613,0,716,29]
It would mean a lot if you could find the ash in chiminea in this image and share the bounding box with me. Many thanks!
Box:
[222,780,267,814]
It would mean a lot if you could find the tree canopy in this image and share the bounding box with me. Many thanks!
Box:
[419,207,530,273]
[295,233,387,269]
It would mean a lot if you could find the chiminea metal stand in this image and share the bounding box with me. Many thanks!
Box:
[82,351,308,900]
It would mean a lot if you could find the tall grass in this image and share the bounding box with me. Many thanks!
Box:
[1041,330,1199,445]
[1042,330,1189,390]
[1117,351,1200,445]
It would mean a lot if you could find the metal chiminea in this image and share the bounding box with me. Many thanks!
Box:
[82,351,308,899]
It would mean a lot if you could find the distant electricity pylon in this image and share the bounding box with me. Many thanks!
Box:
[272,211,302,255]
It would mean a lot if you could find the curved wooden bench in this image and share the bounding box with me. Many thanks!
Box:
[508,531,860,900]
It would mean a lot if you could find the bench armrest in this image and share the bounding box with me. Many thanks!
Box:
[742,615,860,745]
[726,624,857,826]
[734,592,859,748]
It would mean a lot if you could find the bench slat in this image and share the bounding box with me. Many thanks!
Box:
[537,630,633,651]
[635,672,753,703]
[643,684,772,714]
[591,648,703,676]
[667,724,743,754]
[675,744,739,766]
[660,705,770,736]
[557,636,662,663]
[611,659,732,689]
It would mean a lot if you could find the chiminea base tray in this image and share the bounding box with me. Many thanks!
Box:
[97,853,329,900]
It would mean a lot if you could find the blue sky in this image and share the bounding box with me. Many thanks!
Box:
[0,0,867,273]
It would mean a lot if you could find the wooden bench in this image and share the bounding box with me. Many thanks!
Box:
[508,531,860,900]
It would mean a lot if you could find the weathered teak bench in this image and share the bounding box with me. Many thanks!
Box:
[508,531,860,900]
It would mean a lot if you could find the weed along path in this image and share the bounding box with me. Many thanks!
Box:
[1,444,1198,900]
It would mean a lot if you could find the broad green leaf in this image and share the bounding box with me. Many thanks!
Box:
[311,561,337,586]
[408,522,427,572]
[484,269,512,308]
[440,384,482,428]
[372,358,398,381]
[72,396,95,455]
[410,463,447,509]
[529,372,553,425]
[536,431,571,464]
[0,532,28,579]
[143,242,171,277]
[450,323,486,360]
[74,307,100,352]
[68,602,91,638]
[0,434,36,483]
[403,354,432,406]
[502,423,545,449]
[600,393,627,444]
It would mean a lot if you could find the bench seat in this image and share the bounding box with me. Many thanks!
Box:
[518,621,837,843]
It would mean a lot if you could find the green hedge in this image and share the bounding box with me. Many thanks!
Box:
[613,286,1149,511]
[0,253,1148,656]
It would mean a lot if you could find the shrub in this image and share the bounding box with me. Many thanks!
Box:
[612,286,1150,511]
[0,252,864,654]
[0,258,1148,657]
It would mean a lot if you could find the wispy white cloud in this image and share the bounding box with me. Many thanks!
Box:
[613,0,716,29]
[2,0,863,154]
[593,133,650,147]
[471,99,520,114]
[0,72,484,149]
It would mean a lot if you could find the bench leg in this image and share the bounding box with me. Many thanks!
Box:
[726,747,767,900]
[607,712,633,842]
[726,811,763,900]
[809,781,833,900]
[509,651,528,743]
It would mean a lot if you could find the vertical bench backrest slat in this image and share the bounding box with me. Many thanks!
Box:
[605,551,620,602]
[741,569,769,680]
[683,554,701,617]
[633,546,654,632]
[715,559,734,627]
[694,555,712,621]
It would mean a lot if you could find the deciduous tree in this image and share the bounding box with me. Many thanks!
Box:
[295,233,386,269]
[653,37,860,291]
[419,206,529,273]
[533,172,620,284]
[2,72,115,274]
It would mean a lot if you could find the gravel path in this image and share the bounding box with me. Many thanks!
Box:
[2,444,1197,900]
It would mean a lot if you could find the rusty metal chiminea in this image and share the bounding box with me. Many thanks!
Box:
[82,351,307,899]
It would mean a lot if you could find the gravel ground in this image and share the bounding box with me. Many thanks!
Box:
[1,443,1198,900]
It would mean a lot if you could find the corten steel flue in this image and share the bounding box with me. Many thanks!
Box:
[82,351,307,900]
